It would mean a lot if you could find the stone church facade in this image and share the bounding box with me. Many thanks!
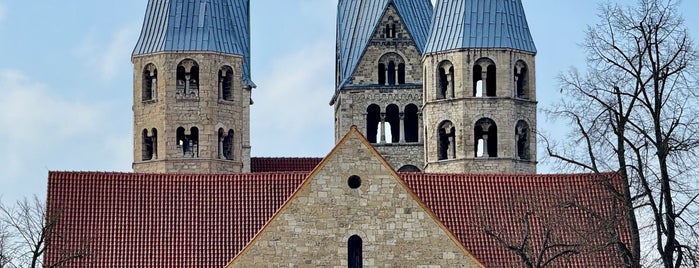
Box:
[45,0,630,267]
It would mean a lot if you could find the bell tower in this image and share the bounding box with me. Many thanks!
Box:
[131,0,254,173]
[422,0,537,173]
[332,0,433,172]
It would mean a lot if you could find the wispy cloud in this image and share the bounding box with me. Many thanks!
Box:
[0,69,130,201]
[250,40,335,156]
[74,22,139,81]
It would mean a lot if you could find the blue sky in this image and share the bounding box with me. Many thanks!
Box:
[0,0,697,203]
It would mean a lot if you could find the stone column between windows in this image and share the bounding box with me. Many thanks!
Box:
[449,131,456,159]
[482,122,491,158]
[418,112,423,143]
[152,77,158,100]
[399,112,405,143]
[448,70,455,98]
[218,77,223,100]
[218,135,224,159]
[481,69,488,97]
[380,112,386,144]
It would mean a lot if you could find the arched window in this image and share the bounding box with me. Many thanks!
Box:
[141,129,154,161]
[366,104,381,143]
[474,118,497,157]
[384,16,396,38]
[348,235,362,268]
[219,66,234,101]
[218,128,234,160]
[397,165,421,172]
[387,61,396,85]
[377,53,405,86]
[142,64,157,101]
[437,61,454,99]
[378,63,386,85]
[438,121,455,160]
[176,59,199,97]
[177,126,199,158]
[397,63,405,84]
[473,58,496,97]
[515,60,529,99]
[385,104,400,143]
[516,120,530,160]
[404,104,419,142]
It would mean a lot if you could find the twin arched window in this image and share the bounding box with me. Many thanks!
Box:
[219,66,234,101]
[473,58,497,97]
[516,120,530,160]
[378,53,405,85]
[218,128,234,160]
[142,64,158,101]
[514,60,530,99]
[177,59,199,97]
[177,127,199,158]
[474,118,497,157]
[384,16,397,38]
[142,128,158,161]
[438,121,456,160]
[437,61,454,99]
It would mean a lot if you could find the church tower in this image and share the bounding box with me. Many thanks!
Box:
[422,0,537,173]
[332,0,433,172]
[131,0,254,173]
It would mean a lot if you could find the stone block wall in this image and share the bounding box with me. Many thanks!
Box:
[228,132,482,267]
[132,52,251,174]
[422,49,537,174]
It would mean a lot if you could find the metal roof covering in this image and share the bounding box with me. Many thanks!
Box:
[425,0,537,54]
[132,0,254,87]
[337,0,433,90]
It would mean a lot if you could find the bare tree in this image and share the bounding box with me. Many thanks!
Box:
[0,196,85,268]
[485,212,582,268]
[546,0,699,267]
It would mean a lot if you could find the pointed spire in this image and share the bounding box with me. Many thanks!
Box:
[336,0,433,89]
[425,0,536,54]
[133,0,254,87]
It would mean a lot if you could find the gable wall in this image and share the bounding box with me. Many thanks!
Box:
[229,133,481,267]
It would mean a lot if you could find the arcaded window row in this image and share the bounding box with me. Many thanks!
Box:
[366,104,420,144]
[435,58,530,99]
[141,59,235,102]
[436,119,531,161]
[141,127,236,161]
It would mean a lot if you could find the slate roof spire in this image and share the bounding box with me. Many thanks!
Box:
[336,0,433,90]
[425,0,536,54]
[132,0,254,87]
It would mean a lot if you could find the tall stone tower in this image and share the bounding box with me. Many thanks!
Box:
[131,0,254,173]
[422,0,537,174]
[332,0,433,172]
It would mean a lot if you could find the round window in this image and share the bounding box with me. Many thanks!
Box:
[347,175,361,189]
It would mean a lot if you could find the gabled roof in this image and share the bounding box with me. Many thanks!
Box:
[132,0,254,87]
[337,0,433,90]
[250,157,323,173]
[229,127,483,267]
[47,170,626,267]
[46,171,308,268]
[424,0,537,54]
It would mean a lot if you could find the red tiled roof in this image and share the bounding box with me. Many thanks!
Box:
[402,172,626,267]
[46,171,308,268]
[46,172,626,267]
[250,157,323,172]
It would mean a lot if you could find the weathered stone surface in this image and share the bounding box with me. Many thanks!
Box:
[228,129,482,268]
[132,52,251,173]
[422,49,537,174]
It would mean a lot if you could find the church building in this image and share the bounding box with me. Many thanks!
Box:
[46,0,629,267]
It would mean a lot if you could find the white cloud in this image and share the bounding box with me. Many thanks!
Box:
[0,69,130,202]
[74,23,139,81]
[250,40,335,156]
